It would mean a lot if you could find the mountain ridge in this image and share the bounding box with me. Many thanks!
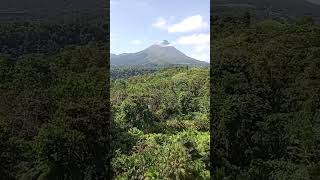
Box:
[111,40,209,66]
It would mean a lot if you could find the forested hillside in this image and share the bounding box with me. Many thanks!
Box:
[0,21,110,179]
[110,67,210,179]
[0,21,108,57]
[213,0,320,22]
[211,14,320,179]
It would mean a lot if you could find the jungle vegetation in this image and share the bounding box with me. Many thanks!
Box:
[211,14,320,179]
[110,67,210,179]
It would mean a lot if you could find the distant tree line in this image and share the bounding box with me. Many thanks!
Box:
[0,21,108,57]
[111,66,158,79]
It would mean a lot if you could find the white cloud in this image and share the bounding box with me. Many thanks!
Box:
[191,53,210,62]
[168,15,209,33]
[152,15,209,33]
[152,17,167,29]
[170,41,177,46]
[130,39,142,45]
[176,33,210,62]
[195,45,209,52]
[176,33,209,47]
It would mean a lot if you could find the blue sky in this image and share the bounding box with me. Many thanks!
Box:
[111,0,210,62]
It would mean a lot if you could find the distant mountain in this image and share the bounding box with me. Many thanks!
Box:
[213,0,320,21]
[111,40,209,66]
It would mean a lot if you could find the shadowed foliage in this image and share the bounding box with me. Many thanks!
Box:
[211,14,320,179]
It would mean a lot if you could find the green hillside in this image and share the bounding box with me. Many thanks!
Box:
[111,67,210,179]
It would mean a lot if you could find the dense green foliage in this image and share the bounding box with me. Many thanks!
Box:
[111,67,210,179]
[0,21,108,57]
[111,66,158,79]
[211,15,320,179]
[3,8,320,180]
[0,21,110,179]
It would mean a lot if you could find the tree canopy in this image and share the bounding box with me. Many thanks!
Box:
[211,15,320,179]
